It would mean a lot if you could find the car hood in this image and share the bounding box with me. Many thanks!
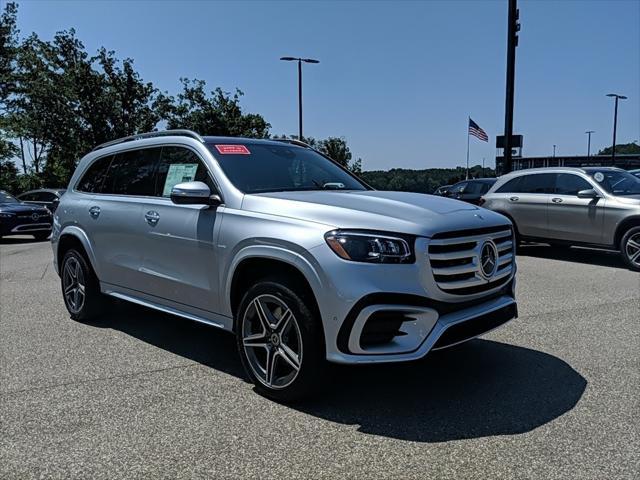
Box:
[242,190,510,237]
[0,203,50,214]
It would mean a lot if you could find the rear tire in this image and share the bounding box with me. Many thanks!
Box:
[235,277,326,402]
[60,249,107,321]
[620,226,640,272]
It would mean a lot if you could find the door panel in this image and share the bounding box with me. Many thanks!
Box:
[546,173,605,244]
[507,193,550,237]
[136,199,221,313]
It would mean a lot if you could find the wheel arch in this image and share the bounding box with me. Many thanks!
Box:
[56,227,99,278]
[614,216,640,250]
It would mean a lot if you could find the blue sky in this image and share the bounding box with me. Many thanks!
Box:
[15,0,640,170]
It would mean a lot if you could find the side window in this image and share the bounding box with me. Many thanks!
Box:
[518,173,555,194]
[464,182,483,195]
[155,146,214,197]
[555,173,592,196]
[36,192,57,202]
[18,193,37,201]
[76,156,114,193]
[496,177,522,193]
[451,182,467,194]
[102,148,161,196]
[480,183,492,194]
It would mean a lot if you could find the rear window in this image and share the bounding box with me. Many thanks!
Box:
[207,143,367,194]
[76,156,113,193]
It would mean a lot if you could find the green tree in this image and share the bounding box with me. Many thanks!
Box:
[159,78,270,138]
[597,142,640,156]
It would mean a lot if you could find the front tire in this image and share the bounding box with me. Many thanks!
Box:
[236,278,326,402]
[60,249,106,321]
[620,226,640,272]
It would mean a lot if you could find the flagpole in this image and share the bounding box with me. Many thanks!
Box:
[466,116,470,180]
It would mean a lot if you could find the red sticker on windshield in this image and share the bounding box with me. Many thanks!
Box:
[214,144,250,155]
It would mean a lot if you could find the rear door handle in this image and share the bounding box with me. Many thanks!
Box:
[509,196,519,202]
[551,197,563,203]
[89,206,101,218]
[145,210,160,226]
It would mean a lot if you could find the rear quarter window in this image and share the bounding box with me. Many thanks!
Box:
[76,156,114,193]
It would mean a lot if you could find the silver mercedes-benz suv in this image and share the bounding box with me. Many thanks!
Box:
[52,130,518,401]
[481,167,640,271]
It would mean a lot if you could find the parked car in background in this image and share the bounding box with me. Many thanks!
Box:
[433,184,451,196]
[0,190,53,240]
[482,167,640,271]
[17,188,66,212]
[444,178,497,205]
[52,130,518,401]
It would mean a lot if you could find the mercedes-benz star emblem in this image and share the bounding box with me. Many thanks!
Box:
[480,241,498,279]
[31,213,39,221]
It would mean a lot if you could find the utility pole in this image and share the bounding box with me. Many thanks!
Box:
[280,57,320,141]
[585,130,594,158]
[606,93,627,166]
[502,0,520,174]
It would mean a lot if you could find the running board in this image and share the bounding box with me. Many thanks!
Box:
[105,291,227,330]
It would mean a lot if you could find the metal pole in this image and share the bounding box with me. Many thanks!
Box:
[612,96,618,166]
[586,131,594,158]
[466,117,470,180]
[298,59,303,141]
[482,157,485,177]
[553,145,556,158]
[502,0,518,175]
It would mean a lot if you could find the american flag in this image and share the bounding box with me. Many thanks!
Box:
[469,118,489,142]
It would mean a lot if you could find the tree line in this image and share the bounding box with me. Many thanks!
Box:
[0,2,485,196]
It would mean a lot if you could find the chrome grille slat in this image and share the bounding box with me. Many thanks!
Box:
[428,226,514,295]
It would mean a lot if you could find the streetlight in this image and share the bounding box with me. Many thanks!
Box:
[280,57,320,142]
[606,93,627,166]
[553,144,556,157]
[585,130,595,158]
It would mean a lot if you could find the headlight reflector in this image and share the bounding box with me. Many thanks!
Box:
[325,230,413,263]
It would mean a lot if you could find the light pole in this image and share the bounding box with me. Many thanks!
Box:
[280,57,320,142]
[553,144,556,157]
[585,130,594,158]
[606,93,627,166]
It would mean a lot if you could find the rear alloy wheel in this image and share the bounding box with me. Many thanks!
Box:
[61,249,106,321]
[621,226,640,272]
[236,279,325,402]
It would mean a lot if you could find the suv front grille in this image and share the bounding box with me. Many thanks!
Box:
[428,226,514,295]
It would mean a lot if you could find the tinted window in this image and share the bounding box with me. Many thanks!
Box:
[155,146,214,197]
[480,182,493,194]
[516,173,555,194]
[34,192,57,202]
[77,156,113,193]
[18,192,38,201]
[103,148,161,196]
[1,191,19,203]
[555,174,592,195]
[207,143,366,194]
[450,182,468,194]
[464,182,484,195]
[496,177,522,193]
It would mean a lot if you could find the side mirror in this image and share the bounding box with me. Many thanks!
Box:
[170,181,222,206]
[577,188,599,199]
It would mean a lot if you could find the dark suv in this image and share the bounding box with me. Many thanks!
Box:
[0,190,53,240]
[444,178,497,205]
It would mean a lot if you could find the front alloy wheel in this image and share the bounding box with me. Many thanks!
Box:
[236,279,326,402]
[242,294,303,389]
[621,227,640,272]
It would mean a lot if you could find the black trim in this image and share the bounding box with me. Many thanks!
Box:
[432,302,518,350]
[431,224,512,240]
[336,282,514,354]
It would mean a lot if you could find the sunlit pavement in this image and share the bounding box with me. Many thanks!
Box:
[1,236,638,479]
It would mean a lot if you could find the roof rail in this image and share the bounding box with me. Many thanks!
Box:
[92,129,204,152]
[272,138,313,149]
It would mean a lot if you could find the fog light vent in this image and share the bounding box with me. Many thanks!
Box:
[360,311,410,347]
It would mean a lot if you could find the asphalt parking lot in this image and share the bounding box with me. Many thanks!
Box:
[1,237,638,479]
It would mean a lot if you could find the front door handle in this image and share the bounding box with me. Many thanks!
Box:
[551,197,563,203]
[145,210,160,226]
[509,196,519,202]
[89,206,101,218]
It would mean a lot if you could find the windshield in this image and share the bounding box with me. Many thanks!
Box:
[587,170,640,196]
[207,143,367,194]
[0,191,19,204]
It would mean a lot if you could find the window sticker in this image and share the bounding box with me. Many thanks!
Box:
[162,163,199,196]
[214,144,251,155]
[594,172,605,183]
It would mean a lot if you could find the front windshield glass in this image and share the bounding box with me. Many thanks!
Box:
[207,143,367,194]
[0,191,19,203]
[587,170,640,196]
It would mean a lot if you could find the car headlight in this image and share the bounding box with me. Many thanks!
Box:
[325,230,414,263]
[0,212,15,218]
